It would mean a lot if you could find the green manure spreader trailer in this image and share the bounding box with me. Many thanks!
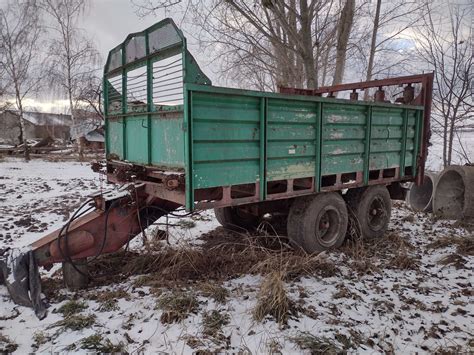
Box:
[2,19,433,307]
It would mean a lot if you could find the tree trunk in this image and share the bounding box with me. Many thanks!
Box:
[447,115,457,166]
[300,0,316,89]
[443,114,448,168]
[68,86,83,160]
[18,103,30,161]
[332,0,355,87]
[321,45,330,87]
[364,0,382,100]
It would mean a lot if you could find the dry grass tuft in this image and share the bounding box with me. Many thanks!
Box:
[253,271,297,326]
[341,231,416,273]
[202,309,230,345]
[198,282,229,304]
[438,254,467,269]
[156,290,199,324]
[427,234,474,256]
[251,251,336,280]
[50,314,96,331]
[88,227,337,287]
[289,332,341,354]
[80,334,126,352]
[0,334,18,353]
[388,247,420,270]
[54,300,88,317]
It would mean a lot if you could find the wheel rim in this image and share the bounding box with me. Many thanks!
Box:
[314,207,340,247]
[366,195,387,231]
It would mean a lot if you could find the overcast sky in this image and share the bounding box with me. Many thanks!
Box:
[1,0,211,112]
[81,1,170,61]
[1,0,470,113]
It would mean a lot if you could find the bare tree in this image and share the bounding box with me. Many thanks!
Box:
[0,0,43,160]
[76,75,104,120]
[332,0,355,86]
[344,0,428,100]
[133,0,354,90]
[363,0,381,99]
[41,0,101,158]
[418,2,473,167]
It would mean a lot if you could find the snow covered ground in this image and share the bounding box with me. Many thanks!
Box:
[0,157,472,354]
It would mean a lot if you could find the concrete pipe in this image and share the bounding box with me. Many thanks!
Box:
[433,165,474,220]
[406,171,437,212]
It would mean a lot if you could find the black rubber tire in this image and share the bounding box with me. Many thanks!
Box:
[345,185,392,239]
[214,206,260,231]
[287,193,348,253]
[287,196,313,250]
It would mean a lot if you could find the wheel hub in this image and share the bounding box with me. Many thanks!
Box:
[367,196,386,231]
[315,208,340,247]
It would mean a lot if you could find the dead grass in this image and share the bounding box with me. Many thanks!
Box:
[202,309,230,344]
[253,271,298,326]
[156,290,199,324]
[289,332,341,354]
[251,251,336,280]
[86,288,130,312]
[427,234,473,269]
[32,331,49,348]
[80,334,126,352]
[54,300,88,317]
[388,247,420,270]
[88,227,337,288]
[50,314,96,331]
[333,284,362,301]
[198,282,229,304]
[438,254,467,269]
[427,234,474,256]
[0,334,18,353]
[341,231,416,273]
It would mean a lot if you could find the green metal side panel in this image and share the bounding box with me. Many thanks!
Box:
[266,99,317,181]
[150,114,185,168]
[404,111,417,167]
[184,84,425,210]
[108,118,124,159]
[321,104,366,175]
[125,115,149,164]
[191,91,261,189]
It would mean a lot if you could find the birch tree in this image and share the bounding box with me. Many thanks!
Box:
[0,0,43,160]
[41,0,100,158]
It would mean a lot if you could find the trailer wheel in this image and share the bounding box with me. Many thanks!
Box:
[287,196,313,250]
[346,185,392,239]
[214,206,259,231]
[288,193,348,253]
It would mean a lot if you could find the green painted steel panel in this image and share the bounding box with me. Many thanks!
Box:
[191,92,261,189]
[321,103,367,175]
[266,99,317,181]
[125,116,149,164]
[322,155,364,174]
[108,118,124,158]
[150,115,185,167]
